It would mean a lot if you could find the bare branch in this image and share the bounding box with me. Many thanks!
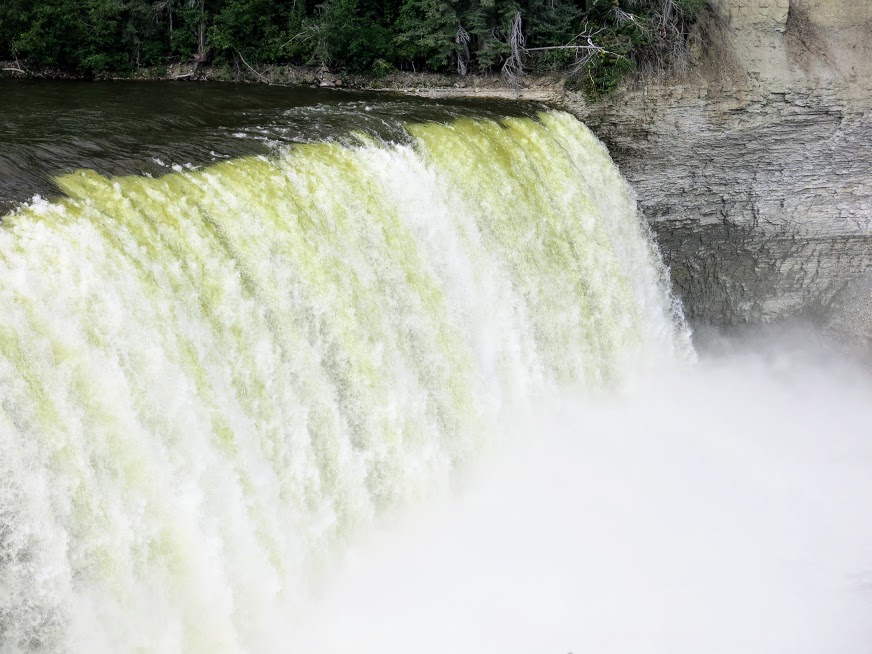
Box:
[455,25,470,76]
[235,48,271,85]
[523,30,619,77]
[4,53,26,74]
[610,7,638,24]
[524,35,608,55]
[501,11,525,90]
[278,23,319,50]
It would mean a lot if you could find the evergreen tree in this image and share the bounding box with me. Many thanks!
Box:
[315,0,396,69]
[394,0,458,71]
[212,0,294,62]
[458,0,518,71]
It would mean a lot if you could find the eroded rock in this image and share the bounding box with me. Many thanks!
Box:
[573,0,872,329]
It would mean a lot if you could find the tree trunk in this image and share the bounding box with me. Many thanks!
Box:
[195,0,207,64]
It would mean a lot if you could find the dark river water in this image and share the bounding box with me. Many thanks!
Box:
[0,79,539,213]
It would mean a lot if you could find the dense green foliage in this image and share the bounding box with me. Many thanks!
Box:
[0,0,707,95]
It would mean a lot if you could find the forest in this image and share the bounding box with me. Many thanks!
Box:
[0,0,707,96]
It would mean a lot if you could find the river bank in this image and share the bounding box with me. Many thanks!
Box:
[0,59,563,100]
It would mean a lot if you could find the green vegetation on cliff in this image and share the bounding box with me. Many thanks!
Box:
[0,0,706,96]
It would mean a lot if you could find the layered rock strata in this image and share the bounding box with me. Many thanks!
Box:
[574,0,872,332]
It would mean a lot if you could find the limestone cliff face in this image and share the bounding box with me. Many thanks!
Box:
[570,0,872,339]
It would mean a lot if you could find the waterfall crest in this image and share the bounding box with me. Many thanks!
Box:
[0,111,689,652]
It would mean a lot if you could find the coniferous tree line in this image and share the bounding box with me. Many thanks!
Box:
[0,0,707,96]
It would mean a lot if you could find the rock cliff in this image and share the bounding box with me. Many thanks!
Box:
[572,0,872,343]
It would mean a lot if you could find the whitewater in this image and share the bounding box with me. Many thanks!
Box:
[1,108,870,653]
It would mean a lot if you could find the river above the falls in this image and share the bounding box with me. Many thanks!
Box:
[0,79,539,213]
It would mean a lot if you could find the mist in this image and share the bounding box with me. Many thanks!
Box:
[290,337,872,654]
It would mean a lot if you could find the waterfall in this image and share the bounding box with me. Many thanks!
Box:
[0,111,690,652]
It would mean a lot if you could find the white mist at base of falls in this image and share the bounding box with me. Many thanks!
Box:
[291,351,872,654]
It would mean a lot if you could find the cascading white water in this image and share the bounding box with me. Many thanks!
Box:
[0,111,691,652]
